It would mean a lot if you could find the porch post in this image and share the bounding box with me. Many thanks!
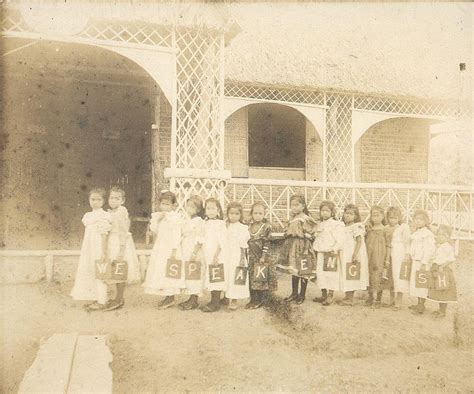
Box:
[151,92,162,211]
[325,94,354,208]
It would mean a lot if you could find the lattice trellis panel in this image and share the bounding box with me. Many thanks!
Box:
[353,95,464,118]
[1,9,29,33]
[173,177,224,215]
[326,94,353,183]
[78,20,172,47]
[225,83,464,119]
[1,9,171,48]
[225,82,325,106]
[174,28,224,170]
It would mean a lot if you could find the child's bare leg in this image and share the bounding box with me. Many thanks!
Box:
[439,303,447,315]
[116,283,125,303]
[376,290,383,302]
[284,276,300,301]
[393,292,403,309]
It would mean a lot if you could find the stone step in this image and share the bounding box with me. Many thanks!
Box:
[19,333,113,394]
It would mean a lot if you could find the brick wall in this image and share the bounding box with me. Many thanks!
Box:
[156,91,172,192]
[224,106,323,181]
[356,118,431,183]
[305,121,323,181]
[224,107,249,177]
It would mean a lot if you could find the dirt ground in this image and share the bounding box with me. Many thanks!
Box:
[2,244,473,393]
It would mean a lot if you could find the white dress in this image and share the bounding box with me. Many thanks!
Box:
[107,206,141,284]
[203,219,228,292]
[71,209,111,301]
[143,211,185,296]
[340,222,369,292]
[314,218,345,291]
[390,223,411,293]
[181,216,206,296]
[225,222,251,300]
[409,227,436,299]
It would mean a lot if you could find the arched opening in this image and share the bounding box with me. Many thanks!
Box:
[224,103,323,181]
[354,117,440,184]
[1,38,170,249]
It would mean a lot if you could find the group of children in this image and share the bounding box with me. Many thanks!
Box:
[71,188,457,317]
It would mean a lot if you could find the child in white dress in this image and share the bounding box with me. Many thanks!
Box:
[385,207,411,310]
[178,195,206,311]
[313,200,345,306]
[339,204,369,306]
[225,202,251,311]
[201,198,227,313]
[409,209,436,315]
[102,187,141,311]
[71,188,111,310]
[143,191,184,309]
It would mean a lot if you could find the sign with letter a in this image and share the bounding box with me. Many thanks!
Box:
[166,251,182,279]
[346,261,361,280]
[415,269,431,288]
[234,266,248,286]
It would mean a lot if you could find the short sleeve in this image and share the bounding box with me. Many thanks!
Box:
[352,222,365,238]
[116,206,131,233]
[240,225,250,248]
[150,212,161,233]
[443,244,456,262]
[333,221,345,251]
[82,212,93,226]
[263,223,272,239]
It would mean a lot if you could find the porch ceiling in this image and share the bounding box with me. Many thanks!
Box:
[2,38,152,86]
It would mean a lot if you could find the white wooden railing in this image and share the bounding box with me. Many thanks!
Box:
[225,178,474,239]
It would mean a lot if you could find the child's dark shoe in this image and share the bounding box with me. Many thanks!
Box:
[338,299,353,306]
[412,304,425,315]
[372,301,382,309]
[322,295,333,306]
[228,300,238,310]
[201,303,220,313]
[408,304,418,310]
[295,295,305,305]
[178,300,190,310]
[220,297,230,306]
[313,296,326,303]
[431,310,445,318]
[157,297,175,310]
[85,301,107,311]
[182,299,199,311]
[251,301,263,309]
[284,293,299,302]
[245,300,256,309]
[104,300,123,312]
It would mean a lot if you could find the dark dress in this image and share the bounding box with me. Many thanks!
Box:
[366,225,392,292]
[276,213,316,279]
[248,221,277,291]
